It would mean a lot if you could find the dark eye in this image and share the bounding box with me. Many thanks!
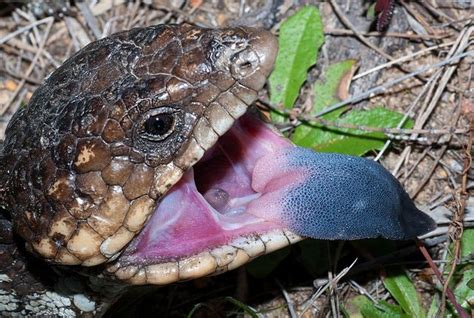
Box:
[143,113,175,141]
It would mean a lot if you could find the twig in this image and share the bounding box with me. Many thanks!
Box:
[276,280,297,318]
[375,73,440,162]
[411,103,462,198]
[299,259,357,317]
[0,17,53,46]
[394,26,473,172]
[441,89,473,316]
[0,17,54,116]
[325,28,450,41]
[314,51,472,118]
[328,0,394,61]
[0,67,42,85]
[416,239,469,318]
[76,1,102,40]
[353,41,457,80]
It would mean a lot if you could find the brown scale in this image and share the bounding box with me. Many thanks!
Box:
[0,24,277,267]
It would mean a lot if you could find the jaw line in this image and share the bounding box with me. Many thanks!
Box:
[108,113,304,285]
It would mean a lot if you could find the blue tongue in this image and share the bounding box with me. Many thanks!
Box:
[248,146,436,240]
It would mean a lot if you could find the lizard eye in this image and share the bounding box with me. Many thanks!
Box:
[144,114,174,140]
[142,111,176,141]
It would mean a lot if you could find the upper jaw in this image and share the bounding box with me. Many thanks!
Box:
[209,28,278,91]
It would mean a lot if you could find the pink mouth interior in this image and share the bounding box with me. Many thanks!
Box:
[119,113,294,265]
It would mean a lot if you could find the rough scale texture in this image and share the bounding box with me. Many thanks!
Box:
[0,24,277,315]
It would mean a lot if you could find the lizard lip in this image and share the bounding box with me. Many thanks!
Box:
[109,113,303,284]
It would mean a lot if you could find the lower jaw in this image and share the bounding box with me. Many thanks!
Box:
[107,228,303,285]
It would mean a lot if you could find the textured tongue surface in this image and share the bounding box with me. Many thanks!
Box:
[248,147,437,240]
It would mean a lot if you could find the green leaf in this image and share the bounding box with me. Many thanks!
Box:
[426,297,440,318]
[345,295,411,318]
[460,228,474,258]
[294,107,413,156]
[225,297,258,318]
[383,271,425,318]
[292,59,356,144]
[345,295,373,318]
[269,6,324,121]
[367,3,377,19]
[453,268,474,311]
[313,60,356,114]
[345,295,372,318]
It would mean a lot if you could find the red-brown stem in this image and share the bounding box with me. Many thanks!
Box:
[415,239,468,318]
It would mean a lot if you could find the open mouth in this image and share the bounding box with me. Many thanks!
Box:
[110,112,304,284]
[108,110,437,285]
[108,108,437,285]
[103,27,436,285]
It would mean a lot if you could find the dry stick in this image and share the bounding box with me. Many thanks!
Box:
[0,67,42,85]
[390,71,442,175]
[391,25,473,176]
[14,8,48,69]
[130,6,146,28]
[295,115,467,138]
[76,1,102,40]
[411,104,462,198]
[327,243,338,318]
[441,96,473,316]
[401,1,436,35]
[325,28,450,40]
[424,0,456,24]
[125,1,142,30]
[423,0,465,31]
[0,17,53,45]
[408,26,473,317]
[331,242,345,318]
[329,0,467,93]
[0,18,54,117]
[375,71,441,162]
[276,280,297,318]
[314,51,472,118]
[426,152,459,189]
[4,37,60,67]
[411,31,472,134]
[398,146,431,181]
[416,239,469,318]
[298,259,358,318]
[263,51,470,135]
[353,41,457,80]
[13,8,43,47]
[328,0,394,61]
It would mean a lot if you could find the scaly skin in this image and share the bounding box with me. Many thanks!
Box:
[0,24,277,316]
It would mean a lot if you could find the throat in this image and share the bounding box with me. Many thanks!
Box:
[123,168,277,263]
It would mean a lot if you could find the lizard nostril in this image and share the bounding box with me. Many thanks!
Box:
[230,50,259,78]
